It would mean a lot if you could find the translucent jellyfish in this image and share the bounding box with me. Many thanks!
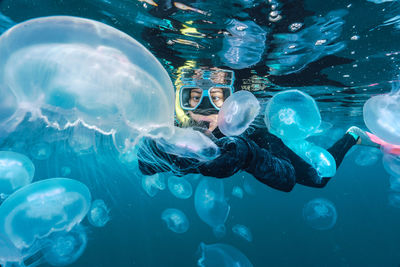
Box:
[354,147,381,166]
[232,186,244,199]
[42,225,87,267]
[68,124,96,154]
[88,199,110,228]
[161,208,189,234]
[382,153,400,178]
[0,151,35,196]
[61,166,71,177]
[302,198,337,230]
[388,193,400,208]
[232,224,253,242]
[142,173,166,197]
[285,140,336,177]
[363,93,400,145]
[389,176,400,192]
[156,127,220,162]
[194,178,230,235]
[168,176,193,199]
[217,91,260,136]
[197,243,253,267]
[0,16,175,150]
[30,142,52,160]
[0,178,91,249]
[264,90,321,141]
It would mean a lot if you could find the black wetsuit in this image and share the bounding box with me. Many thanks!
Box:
[137,125,357,192]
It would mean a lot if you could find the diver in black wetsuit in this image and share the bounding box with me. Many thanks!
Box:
[137,67,376,192]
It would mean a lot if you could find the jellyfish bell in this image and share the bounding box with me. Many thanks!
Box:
[168,176,193,199]
[302,198,337,230]
[0,178,91,250]
[197,242,253,267]
[0,16,175,150]
[161,208,189,234]
[217,91,260,136]
[363,93,400,145]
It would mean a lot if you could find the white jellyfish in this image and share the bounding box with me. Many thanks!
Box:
[142,173,166,197]
[197,242,253,267]
[354,146,381,166]
[168,176,193,199]
[382,153,400,178]
[194,178,230,237]
[302,198,337,230]
[363,93,400,145]
[30,142,52,160]
[88,199,110,228]
[161,208,189,234]
[0,151,35,196]
[264,90,321,141]
[389,176,400,192]
[0,178,91,250]
[232,224,253,242]
[0,16,175,150]
[217,91,260,136]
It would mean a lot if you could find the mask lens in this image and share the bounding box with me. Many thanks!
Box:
[180,87,204,110]
[208,87,232,109]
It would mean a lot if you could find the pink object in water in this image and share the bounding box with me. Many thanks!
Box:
[366,132,400,155]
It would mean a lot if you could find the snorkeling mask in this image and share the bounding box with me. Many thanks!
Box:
[179,68,235,113]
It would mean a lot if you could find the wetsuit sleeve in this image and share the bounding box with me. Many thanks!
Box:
[199,137,296,192]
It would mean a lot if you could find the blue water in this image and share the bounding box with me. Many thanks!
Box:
[1,0,400,266]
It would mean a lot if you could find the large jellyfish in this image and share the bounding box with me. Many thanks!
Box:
[264,90,321,141]
[88,199,110,228]
[194,178,230,237]
[168,176,193,199]
[0,16,175,150]
[0,151,35,196]
[0,178,91,249]
[302,198,337,230]
[41,225,87,267]
[197,243,253,267]
[363,93,400,145]
[217,91,260,136]
[161,208,189,234]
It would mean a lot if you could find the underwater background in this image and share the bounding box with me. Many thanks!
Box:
[1,0,400,266]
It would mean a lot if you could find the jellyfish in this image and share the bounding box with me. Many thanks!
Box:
[197,243,253,267]
[68,123,96,154]
[30,142,52,160]
[389,176,400,192]
[354,146,381,166]
[168,176,193,199]
[0,178,91,249]
[217,91,260,136]
[382,153,400,178]
[156,127,220,162]
[88,199,110,228]
[363,93,400,145]
[0,16,175,151]
[388,193,400,208]
[142,173,166,197]
[231,186,244,199]
[161,208,189,234]
[264,90,321,141]
[302,198,337,230]
[194,178,230,235]
[0,151,35,196]
[41,225,87,267]
[61,166,71,177]
[285,140,336,177]
[232,224,253,242]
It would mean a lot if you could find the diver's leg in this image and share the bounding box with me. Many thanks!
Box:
[327,132,358,168]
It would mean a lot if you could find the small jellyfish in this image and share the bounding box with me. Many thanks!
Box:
[0,151,35,196]
[61,166,71,177]
[168,176,193,199]
[194,178,230,234]
[30,142,52,160]
[302,198,337,230]
[0,178,91,249]
[363,93,400,145]
[217,91,260,136]
[42,225,87,267]
[88,199,110,228]
[264,90,321,141]
[161,208,189,234]
[388,193,400,208]
[231,186,244,199]
[382,153,400,178]
[142,173,166,197]
[68,124,96,154]
[197,242,253,267]
[354,146,381,166]
[389,176,400,192]
[232,224,253,242]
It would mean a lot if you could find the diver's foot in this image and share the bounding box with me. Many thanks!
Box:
[346,126,380,148]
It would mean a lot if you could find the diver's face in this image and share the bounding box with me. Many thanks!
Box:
[189,87,225,109]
